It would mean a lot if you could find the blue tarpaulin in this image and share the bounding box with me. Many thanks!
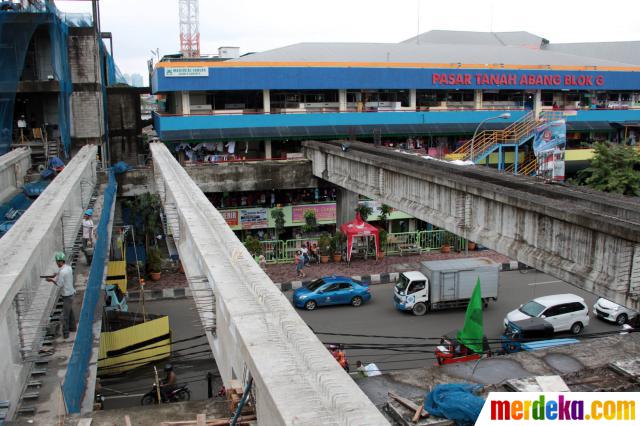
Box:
[112,161,130,175]
[424,383,485,426]
[23,180,50,197]
[0,192,33,237]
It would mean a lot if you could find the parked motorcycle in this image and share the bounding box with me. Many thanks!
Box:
[140,382,191,405]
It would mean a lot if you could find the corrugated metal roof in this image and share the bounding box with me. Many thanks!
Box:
[546,41,640,66]
[233,41,635,67]
[401,30,546,47]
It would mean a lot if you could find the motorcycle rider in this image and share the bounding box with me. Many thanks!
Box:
[160,364,177,401]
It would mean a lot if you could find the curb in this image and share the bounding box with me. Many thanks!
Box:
[125,262,531,300]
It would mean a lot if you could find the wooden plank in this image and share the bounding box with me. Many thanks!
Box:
[197,414,206,426]
[388,392,429,419]
[412,405,424,423]
[124,415,132,426]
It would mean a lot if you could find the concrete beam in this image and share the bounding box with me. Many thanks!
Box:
[304,140,640,310]
[117,160,318,197]
[0,145,97,416]
[149,143,386,425]
[0,147,31,203]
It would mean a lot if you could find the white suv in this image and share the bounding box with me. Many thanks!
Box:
[593,298,638,325]
[504,294,589,334]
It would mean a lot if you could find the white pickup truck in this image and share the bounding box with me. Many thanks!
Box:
[393,257,500,316]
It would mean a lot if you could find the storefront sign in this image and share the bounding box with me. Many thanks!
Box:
[164,67,209,77]
[432,72,605,88]
[240,208,268,229]
[292,204,336,223]
[221,210,238,227]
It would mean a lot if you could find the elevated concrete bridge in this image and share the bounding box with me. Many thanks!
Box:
[0,146,97,418]
[304,140,640,310]
[149,143,386,425]
[0,147,31,203]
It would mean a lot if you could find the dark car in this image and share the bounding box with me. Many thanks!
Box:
[293,276,371,310]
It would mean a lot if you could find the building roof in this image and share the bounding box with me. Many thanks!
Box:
[546,41,640,66]
[401,30,548,47]
[233,41,636,68]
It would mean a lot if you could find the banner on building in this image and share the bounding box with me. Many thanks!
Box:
[533,119,566,155]
[537,147,566,182]
[240,208,268,229]
[292,204,336,223]
[221,210,238,227]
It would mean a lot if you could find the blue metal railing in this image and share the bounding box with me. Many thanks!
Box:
[62,171,116,413]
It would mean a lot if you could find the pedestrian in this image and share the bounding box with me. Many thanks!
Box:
[258,254,267,270]
[81,209,95,250]
[301,243,310,266]
[295,250,306,278]
[46,252,76,340]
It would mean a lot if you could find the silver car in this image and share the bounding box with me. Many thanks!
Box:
[593,298,637,325]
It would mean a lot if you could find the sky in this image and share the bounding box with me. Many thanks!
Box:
[56,0,640,85]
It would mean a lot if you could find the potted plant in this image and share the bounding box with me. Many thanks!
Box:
[440,233,452,254]
[378,204,393,231]
[331,232,345,262]
[302,209,317,234]
[467,240,477,251]
[378,229,388,259]
[318,233,331,264]
[147,246,163,281]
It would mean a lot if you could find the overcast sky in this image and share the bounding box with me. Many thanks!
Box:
[57,0,639,84]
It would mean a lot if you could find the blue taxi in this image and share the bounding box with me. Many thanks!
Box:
[293,276,371,311]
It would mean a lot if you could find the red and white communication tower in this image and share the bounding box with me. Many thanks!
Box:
[179,0,200,57]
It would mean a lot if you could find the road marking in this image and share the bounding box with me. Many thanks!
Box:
[528,280,562,286]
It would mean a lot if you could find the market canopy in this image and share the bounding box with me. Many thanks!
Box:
[339,212,380,262]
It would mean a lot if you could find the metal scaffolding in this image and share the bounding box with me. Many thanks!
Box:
[179,0,200,57]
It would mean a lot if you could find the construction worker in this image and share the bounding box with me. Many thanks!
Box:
[329,345,349,372]
[81,209,95,250]
[46,252,76,340]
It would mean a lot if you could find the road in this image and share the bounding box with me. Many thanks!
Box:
[99,298,221,409]
[287,270,622,373]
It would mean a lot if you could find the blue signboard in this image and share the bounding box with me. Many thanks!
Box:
[153,66,640,93]
[533,120,566,154]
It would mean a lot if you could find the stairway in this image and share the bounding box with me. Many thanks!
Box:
[505,151,537,176]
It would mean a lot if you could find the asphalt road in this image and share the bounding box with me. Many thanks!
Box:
[99,298,221,409]
[287,270,622,373]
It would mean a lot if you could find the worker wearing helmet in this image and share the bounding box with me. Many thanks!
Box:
[46,252,76,340]
[82,209,95,250]
[160,363,177,402]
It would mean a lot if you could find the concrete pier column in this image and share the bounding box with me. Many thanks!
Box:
[534,90,542,118]
[262,89,271,114]
[336,187,358,229]
[409,89,417,110]
[339,89,347,112]
[181,91,191,115]
[265,140,272,159]
[474,90,483,109]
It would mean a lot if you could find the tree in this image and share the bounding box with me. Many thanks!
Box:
[378,204,393,231]
[355,203,373,222]
[123,193,162,248]
[271,208,285,240]
[574,142,640,196]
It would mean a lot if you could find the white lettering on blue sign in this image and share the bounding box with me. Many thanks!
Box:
[164,67,209,77]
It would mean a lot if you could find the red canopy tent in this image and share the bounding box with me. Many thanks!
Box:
[340,212,380,263]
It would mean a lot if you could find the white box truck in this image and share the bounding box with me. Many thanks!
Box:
[393,257,499,316]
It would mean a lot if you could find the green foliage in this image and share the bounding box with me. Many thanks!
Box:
[244,235,263,256]
[355,203,373,222]
[378,204,393,230]
[270,208,286,239]
[574,142,640,196]
[123,193,162,246]
[302,209,317,234]
[146,246,163,273]
[330,232,346,255]
[379,229,388,247]
[318,233,332,256]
